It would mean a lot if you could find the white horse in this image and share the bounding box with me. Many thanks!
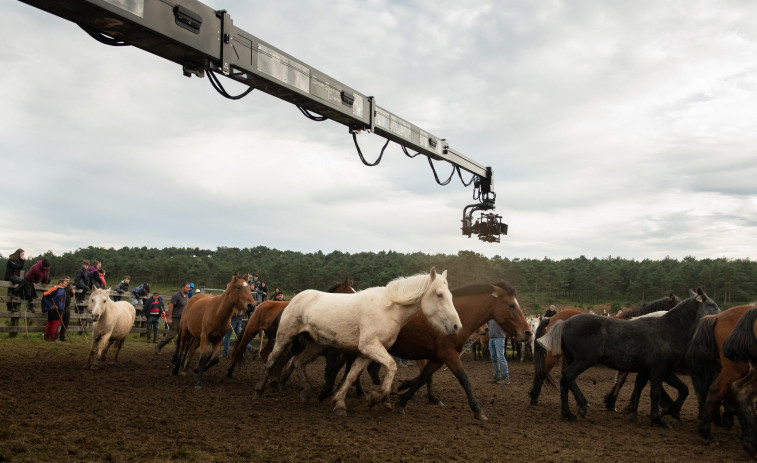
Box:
[521,316,541,361]
[254,267,461,416]
[86,287,136,369]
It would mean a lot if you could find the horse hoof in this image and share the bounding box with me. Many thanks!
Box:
[563,414,578,422]
[270,382,281,393]
[578,405,588,419]
[381,401,392,411]
[394,403,406,415]
[474,411,488,421]
[334,407,347,417]
[194,384,202,390]
[653,418,671,429]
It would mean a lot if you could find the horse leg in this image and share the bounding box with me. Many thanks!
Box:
[603,371,628,412]
[332,356,373,416]
[101,339,114,361]
[660,371,688,422]
[227,326,260,378]
[394,359,445,415]
[291,343,327,403]
[435,353,489,420]
[86,334,104,369]
[255,333,295,398]
[97,333,112,362]
[731,365,757,456]
[194,339,219,389]
[112,338,126,363]
[360,343,397,410]
[529,350,560,406]
[318,350,346,401]
[181,337,201,376]
[560,360,590,421]
[648,372,671,428]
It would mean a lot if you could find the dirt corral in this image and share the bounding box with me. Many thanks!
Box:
[0,337,751,462]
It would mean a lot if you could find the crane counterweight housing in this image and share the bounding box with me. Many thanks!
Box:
[18,0,506,242]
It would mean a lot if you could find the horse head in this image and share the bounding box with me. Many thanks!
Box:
[419,268,461,336]
[226,272,256,314]
[338,277,356,293]
[691,287,720,319]
[490,282,532,343]
[89,287,111,322]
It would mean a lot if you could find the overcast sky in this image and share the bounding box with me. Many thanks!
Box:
[2,1,756,261]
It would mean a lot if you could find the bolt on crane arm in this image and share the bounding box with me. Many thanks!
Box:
[18,0,505,241]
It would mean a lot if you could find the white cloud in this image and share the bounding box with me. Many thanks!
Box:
[1,1,756,261]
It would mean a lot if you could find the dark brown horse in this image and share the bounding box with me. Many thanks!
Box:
[225,278,355,378]
[688,304,757,451]
[323,281,532,421]
[171,273,256,388]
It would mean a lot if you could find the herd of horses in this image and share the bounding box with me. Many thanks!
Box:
[83,270,757,458]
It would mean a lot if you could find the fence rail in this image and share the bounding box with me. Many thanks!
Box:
[0,280,150,335]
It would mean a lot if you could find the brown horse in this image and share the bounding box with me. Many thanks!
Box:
[720,306,757,457]
[687,304,756,444]
[324,281,532,420]
[225,278,355,378]
[171,273,256,388]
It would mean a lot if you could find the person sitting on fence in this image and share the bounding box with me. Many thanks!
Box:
[143,292,164,343]
[73,259,91,305]
[22,258,51,312]
[42,278,68,342]
[87,261,105,289]
[4,248,26,312]
[113,276,131,301]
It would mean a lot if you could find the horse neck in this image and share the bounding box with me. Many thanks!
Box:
[662,299,702,339]
[451,295,489,337]
[216,289,240,318]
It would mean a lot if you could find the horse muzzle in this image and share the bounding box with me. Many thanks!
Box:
[91,313,100,322]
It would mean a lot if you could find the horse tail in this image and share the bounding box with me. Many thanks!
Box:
[531,317,557,393]
[686,315,721,405]
[723,307,757,363]
[536,319,564,356]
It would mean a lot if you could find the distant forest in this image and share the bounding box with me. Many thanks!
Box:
[3,246,755,312]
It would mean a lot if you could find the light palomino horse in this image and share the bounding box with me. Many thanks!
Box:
[172,272,256,388]
[86,287,136,369]
[255,268,461,416]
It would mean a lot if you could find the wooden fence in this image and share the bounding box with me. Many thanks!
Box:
[0,280,150,337]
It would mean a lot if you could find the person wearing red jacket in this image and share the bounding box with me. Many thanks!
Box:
[24,258,51,285]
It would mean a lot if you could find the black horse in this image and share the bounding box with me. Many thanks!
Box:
[538,288,719,427]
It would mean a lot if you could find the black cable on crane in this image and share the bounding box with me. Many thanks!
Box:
[297,106,328,121]
[207,69,255,100]
[427,157,455,186]
[79,25,129,46]
[352,133,390,166]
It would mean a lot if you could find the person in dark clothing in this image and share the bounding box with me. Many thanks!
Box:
[155,282,190,354]
[113,276,130,301]
[87,261,105,289]
[143,292,165,343]
[544,305,557,318]
[57,276,74,342]
[4,248,26,311]
[73,260,91,306]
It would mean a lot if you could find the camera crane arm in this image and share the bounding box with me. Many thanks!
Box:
[18,0,506,242]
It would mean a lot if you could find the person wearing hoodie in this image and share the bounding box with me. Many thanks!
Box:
[4,248,26,311]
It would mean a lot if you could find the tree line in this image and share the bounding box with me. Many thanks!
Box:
[3,246,755,312]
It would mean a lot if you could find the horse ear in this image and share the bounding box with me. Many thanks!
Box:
[233,271,239,278]
[241,273,249,280]
[688,289,697,298]
[429,267,437,279]
[440,270,447,279]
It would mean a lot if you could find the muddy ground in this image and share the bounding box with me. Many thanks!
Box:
[0,336,751,462]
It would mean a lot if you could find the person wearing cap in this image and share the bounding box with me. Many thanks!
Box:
[188,283,195,298]
[544,304,557,318]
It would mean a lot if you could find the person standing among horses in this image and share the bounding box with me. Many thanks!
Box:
[155,282,191,354]
[56,276,75,342]
[41,278,68,341]
[143,292,165,343]
[4,248,26,312]
[488,318,510,384]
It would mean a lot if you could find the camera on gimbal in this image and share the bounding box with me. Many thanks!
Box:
[461,212,508,243]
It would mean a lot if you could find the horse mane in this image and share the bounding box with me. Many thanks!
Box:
[385,271,444,306]
[451,281,517,298]
[722,307,757,363]
[622,293,680,319]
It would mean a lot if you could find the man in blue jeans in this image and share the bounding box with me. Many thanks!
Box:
[487,318,510,384]
[222,313,243,356]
